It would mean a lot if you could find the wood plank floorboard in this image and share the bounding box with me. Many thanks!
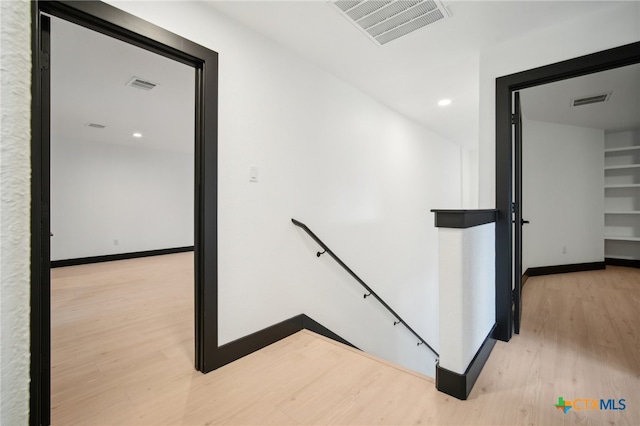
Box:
[52,257,640,425]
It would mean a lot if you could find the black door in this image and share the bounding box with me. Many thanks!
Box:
[31,12,52,426]
[513,91,527,334]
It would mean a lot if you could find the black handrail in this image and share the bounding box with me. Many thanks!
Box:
[291,218,439,359]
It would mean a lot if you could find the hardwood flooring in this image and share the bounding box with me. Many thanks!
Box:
[51,257,640,425]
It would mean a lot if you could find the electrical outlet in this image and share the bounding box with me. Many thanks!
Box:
[114,239,119,246]
[562,246,567,254]
[249,166,258,183]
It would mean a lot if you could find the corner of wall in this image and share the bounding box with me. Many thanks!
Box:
[0,1,32,423]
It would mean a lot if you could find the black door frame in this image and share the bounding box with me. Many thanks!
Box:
[31,2,218,424]
[495,41,640,342]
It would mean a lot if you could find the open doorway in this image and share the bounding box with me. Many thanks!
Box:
[494,41,640,342]
[31,2,219,424]
[49,16,195,266]
[519,63,640,276]
[48,15,195,424]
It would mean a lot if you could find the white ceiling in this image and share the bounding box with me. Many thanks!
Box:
[204,0,625,148]
[521,63,640,132]
[50,1,636,154]
[50,15,195,154]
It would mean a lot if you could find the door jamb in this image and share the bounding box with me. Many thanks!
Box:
[495,41,640,342]
[31,2,219,424]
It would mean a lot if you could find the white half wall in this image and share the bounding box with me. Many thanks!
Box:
[438,223,495,374]
[106,1,462,377]
[50,139,194,261]
[478,2,640,208]
[522,119,604,270]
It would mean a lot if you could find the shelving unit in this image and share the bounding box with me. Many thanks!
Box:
[604,164,640,170]
[605,146,640,153]
[605,236,640,242]
[604,211,640,215]
[604,131,640,263]
[605,184,640,188]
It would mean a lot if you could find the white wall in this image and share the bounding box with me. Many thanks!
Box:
[0,1,31,424]
[105,1,462,376]
[522,119,604,270]
[461,147,479,208]
[50,139,194,260]
[438,223,495,374]
[478,2,640,208]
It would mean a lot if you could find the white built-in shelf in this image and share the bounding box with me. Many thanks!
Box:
[605,211,640,215]
[605,184,640,189]
[605,146,640,153]
[604,137,640,260]
[604,164,640,171]
[605,236,640,242]
[604,255,637,260]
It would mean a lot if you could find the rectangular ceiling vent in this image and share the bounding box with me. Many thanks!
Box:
[126,77,158,91]
[571,92,612,107]
[332,0,450,46]
[86,123,106,129]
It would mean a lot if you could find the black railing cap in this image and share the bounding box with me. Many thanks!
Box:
[431,209,498,229]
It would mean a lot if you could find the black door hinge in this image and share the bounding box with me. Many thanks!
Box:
[511,113,518,125]
[40,51,50,70]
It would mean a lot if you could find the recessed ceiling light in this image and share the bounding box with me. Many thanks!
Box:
[438,99,452,106]
[132,132,143,138]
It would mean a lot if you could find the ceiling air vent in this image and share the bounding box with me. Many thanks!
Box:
[86,123,106,129]
[571,92,612,107]
[126,77,158,91]
[332,0,450,46]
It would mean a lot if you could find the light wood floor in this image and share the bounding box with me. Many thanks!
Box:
[52,256,640,425]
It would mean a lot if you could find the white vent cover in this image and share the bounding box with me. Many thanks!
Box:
[126,76,158,91]
[86,123,106,129]
[571,92,612,107]
[332,0,450,45]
